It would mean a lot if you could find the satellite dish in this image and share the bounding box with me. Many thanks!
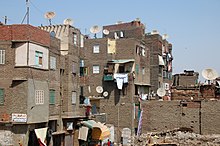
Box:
[135,18,141,21]
[50,31,56,37]
[103,91,109,97]
[157,88,166,97]
[63,18,73,26]
[90,25,101,38]
[103,29,109,35]
[44,11,56,25]
[116,21,123,24]
[96,86,103,94]
[202,68,218,80]
[162,34,169,40]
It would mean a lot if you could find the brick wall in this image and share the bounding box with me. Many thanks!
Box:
[141,100,220,135]
[0,25,50,46]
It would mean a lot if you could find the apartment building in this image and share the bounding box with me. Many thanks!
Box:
[145,31,173,99]
[0,24,63,145]
[39,24,88,146]
[83,20,151,143]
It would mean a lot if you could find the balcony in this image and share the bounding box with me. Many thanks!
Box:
[103,74,114,81]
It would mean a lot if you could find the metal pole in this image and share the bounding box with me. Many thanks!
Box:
[117,105,119,145]
[26,0,29,24]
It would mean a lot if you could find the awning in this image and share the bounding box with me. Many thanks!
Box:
[92,122,111,140]
[81,120,97,129]
[158,55,165,66]
[34,127,48,146]
[108,59,135,64]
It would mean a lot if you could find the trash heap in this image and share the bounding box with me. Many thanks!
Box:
[130,129,220,146]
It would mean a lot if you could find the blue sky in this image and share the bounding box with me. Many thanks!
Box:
[1,0,220,81]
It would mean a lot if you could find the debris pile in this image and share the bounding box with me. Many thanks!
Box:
[130,129,220,146]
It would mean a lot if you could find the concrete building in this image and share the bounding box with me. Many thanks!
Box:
[0,24,63,145]
[40,24,87,146]
[83,20,151,144]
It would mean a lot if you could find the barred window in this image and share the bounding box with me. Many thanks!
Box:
[0,50,5,64]
[35,90,44,105]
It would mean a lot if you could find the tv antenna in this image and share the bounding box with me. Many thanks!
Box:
[63,18,73,26]
[157,88,166,97]
[44,11,56,25]
[202,68,218,84]
[90,25,101,38]
[103,29,109,35]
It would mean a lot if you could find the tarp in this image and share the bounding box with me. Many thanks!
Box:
[34,127,48,146]
[78,126,89,141]
[81,120,111,140]
[81,120,96,129]
[92,122,110,140]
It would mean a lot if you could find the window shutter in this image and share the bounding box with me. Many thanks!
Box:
[0,89,4,105]
[72,91,76,104]
[49,90,55,104]
[50,56,56,70]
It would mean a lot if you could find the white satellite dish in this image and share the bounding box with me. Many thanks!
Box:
[90,25,101,38]
[96,86,103,94]
[202,68,218,80]
[103,91,109,97]
[135,18,141,21]
[103,29,109,35]
[162,34,169,40]
[157,88,166,97]
[116,21,123,24]
[44,11,56,25]
[63,18,73,26]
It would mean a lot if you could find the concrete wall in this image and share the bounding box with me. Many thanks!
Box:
[15,42,49,69]
[27,79,49,123]
[141,100,220,135]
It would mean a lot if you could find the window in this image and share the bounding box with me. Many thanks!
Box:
[93,65,100,74]
[49,90,55,104]
[73,32,77,45]
[35,90,44,105]
[72,63,77,74]
[159,66,163,75]
[35,51,43,67]
[135,64,139,74]
[0,88,4,105]
[93,45,100,53]
[50,56,56,70]
[72,91,76,104]
[80,67,88,76]
[0,50,5,64]
[120,31,124,38]
[142,67,145,75]
[80,34,84,48]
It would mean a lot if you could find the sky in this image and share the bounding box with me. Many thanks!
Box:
[1,0,220,82]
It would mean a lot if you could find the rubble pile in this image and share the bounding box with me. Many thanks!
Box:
[131,131,220,146]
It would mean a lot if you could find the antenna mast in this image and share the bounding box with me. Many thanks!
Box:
[21,0,30,24]
[26,0,30,24]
